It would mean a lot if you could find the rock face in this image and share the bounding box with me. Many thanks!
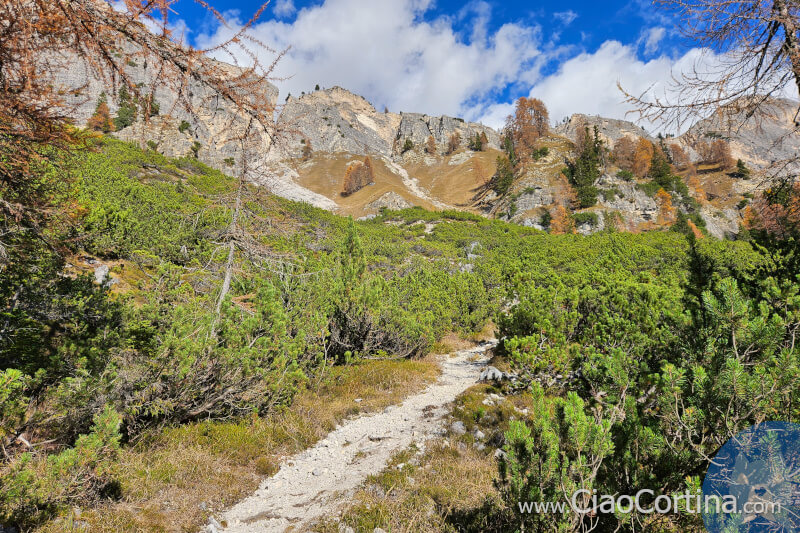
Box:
[46,1,279,175]
[277,87,500,159]
[678,98,800,171]
[367,192,413,211]
[555,114,655,148]
[278,87,401,156]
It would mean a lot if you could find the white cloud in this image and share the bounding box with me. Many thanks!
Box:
[642,27,666,55]
[553,10,578,26]
[197,0,544,121]
[273,0,296,18]
[473,102,515,130]
[520,41,723,134]
[194,0,734,135]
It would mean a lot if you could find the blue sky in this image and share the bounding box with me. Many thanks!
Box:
[159,0,719,132]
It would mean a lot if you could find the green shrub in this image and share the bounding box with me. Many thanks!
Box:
[616,169,634,181]
[113,85,138,130]
[565,126,603,207]
[599,187,620,201]
[572,211,598,227]
[0,407,123,527]
[493,156,514,196]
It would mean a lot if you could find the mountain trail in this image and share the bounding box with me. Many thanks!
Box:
[216,341,496,532]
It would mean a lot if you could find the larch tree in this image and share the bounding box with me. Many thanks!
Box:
[669,143,692,170]
[341,157,375,196]
[632,138,655,178]
[506,97,550,162]
[549,204,575,234]
[656,188,677,224]
[611,136,637,171]
[426,135,437,154]
[696,139,734,167]
[87,93,115,133]
[446,132,462,155]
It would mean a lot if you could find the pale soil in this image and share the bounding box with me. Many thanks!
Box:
[217,341,496,532]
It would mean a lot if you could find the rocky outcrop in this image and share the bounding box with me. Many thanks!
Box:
[677,98,800,171]
[277,87,401,156]
[395,113,500,152]
[555,114,655,148]
[46,1,278,176]
[277,87,500,159]
[367,192,413,211]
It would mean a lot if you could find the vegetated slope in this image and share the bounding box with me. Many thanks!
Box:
[5,134,792,533]
[268,86,503,216]
[47,14,788,238]
[271,88,792,237]
[44,9,792,237]
[518,111,785,237]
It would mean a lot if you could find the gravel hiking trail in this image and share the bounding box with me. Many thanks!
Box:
[217,341,496,532]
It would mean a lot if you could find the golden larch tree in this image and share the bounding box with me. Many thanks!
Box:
[669,143,692,170]
[426,135,437,154]
[549,204,575,234]
[87,101,115,134]
[611,136,637,172]
[655,188,676,224]
[632,139,655,178]
[341,157,375,196]
[506,97,550,161]
[446,132,461,155]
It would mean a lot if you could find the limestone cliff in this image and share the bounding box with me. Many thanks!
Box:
[47,1,279,174]
[554,114,655,148]
[276,87,500,159]
[678,98,800,171]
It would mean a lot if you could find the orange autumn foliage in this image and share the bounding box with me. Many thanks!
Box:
[669,143,692,170]
[696,139,733,168]
[87,101,115,133]
[611,136,637,172]
[341,156,375,196]
[426,135,437,154]
[687,174,705,203]
[506,97,549,162]
[549,204,575,234]
[686,219,704,239]
[745,183,800,237]
[655,188,676,224]
[632,138,655,178]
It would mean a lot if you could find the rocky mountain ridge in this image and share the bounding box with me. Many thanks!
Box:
[554,113,656,147]
[681,98,800,171]
[45,11,797,239]
[276,86,501,159]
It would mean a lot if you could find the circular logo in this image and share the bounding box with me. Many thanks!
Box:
[702,422,800,532]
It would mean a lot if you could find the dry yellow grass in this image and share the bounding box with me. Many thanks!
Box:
[292,149,501,218]
[406,149,502,208]
[314,383,532,533]
[37,359,440,533]
[294,152,436,217]
[315,442,502,533]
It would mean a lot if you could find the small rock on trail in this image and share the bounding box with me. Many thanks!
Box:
[218,341,496,532]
